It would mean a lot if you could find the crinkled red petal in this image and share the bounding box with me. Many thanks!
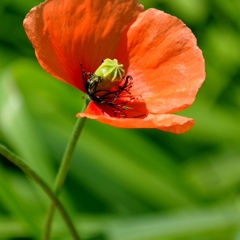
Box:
[114,9,205,114]
[23,0,143,91]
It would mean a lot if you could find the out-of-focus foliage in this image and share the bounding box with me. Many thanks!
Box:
[1,0,240,239]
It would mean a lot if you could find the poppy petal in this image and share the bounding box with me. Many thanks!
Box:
[77,102,194,134]
[115,8,205,114]
[23,0,144,91]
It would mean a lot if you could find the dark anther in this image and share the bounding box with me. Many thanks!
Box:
[81,65,144,118]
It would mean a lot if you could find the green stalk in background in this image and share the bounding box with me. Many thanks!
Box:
[0,144,80,240]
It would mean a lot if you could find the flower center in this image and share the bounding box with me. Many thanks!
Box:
[81,59,137,117]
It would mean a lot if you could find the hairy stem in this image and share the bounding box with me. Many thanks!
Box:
[43,101,88,240]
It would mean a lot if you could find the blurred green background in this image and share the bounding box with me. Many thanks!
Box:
[1,0,240,239]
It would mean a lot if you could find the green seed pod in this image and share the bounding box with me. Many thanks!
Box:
[94,58,125,90]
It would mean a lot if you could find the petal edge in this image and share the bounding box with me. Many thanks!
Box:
[77,102,194,133]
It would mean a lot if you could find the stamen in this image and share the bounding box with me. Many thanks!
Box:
[81,65,146,118]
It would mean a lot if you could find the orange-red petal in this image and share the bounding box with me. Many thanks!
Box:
[23,0,143,91]
[77,102,194,134]
[115,8,205,114]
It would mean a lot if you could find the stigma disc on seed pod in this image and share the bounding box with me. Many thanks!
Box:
[94,58,125,90]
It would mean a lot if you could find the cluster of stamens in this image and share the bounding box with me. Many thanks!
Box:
[81,66,136,117]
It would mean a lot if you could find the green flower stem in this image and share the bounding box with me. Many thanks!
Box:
[0,144,80,240]
[43,100,89,240]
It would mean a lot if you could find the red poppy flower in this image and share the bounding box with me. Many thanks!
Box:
[24,0,205,133]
